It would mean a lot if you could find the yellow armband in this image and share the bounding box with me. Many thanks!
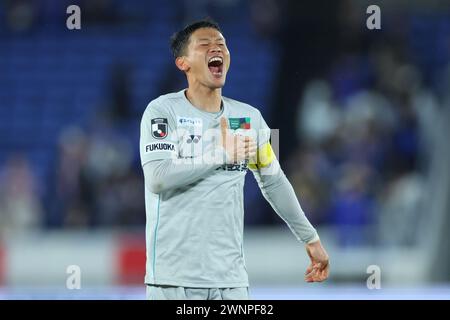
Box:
[248,142,275,170]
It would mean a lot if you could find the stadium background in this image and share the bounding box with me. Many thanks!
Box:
[0,0,449,299]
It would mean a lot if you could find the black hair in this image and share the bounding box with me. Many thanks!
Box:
[170,18,221,59]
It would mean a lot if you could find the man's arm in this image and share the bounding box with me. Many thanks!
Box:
[250,153,330,282]
[143,149,225,194]
[250,111,329,282]
[251,154,319,243]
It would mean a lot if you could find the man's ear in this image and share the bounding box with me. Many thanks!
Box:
[175,56,189,72]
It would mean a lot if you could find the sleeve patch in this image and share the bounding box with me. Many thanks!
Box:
[144,142,177,154]
[151,118,168,139]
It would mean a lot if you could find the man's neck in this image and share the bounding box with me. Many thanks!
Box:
[185,85,222,113]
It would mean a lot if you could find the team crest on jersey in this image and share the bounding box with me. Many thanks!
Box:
[151,118,168,139]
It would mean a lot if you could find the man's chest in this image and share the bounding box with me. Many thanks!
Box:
[173,113,255,159]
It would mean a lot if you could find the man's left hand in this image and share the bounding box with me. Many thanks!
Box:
[304,240,330,283]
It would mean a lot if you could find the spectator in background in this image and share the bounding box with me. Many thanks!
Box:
[53,127,92,228]
[52,122,145,229]
[82,120,142,226]
[0,154,43,235]
[106,63,133,124]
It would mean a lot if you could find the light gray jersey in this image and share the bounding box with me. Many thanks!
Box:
[140,89,318,288]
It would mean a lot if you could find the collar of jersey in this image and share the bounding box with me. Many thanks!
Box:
[180,89,228,121]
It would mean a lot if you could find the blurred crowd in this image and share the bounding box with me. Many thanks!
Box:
[0,98,145,234]
[1,0,449,248]
[288,66,436,247]
[266,1,450,247]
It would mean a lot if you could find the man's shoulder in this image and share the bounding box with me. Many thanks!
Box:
[144,91,184,114]
[223,96,261,115]
[152,91,184,105]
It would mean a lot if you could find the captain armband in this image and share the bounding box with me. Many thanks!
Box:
[248,142,275,170]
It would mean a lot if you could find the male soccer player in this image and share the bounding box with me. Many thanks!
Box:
[140,19,329,300]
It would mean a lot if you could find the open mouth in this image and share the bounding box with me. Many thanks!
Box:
[208,56,223,78]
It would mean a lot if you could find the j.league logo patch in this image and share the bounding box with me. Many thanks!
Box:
[151,118,168,139]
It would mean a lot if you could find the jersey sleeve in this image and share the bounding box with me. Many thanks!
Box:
[140,102,179,167]
[249,110,320,244]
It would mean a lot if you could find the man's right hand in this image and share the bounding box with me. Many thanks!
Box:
[220,117,257,163]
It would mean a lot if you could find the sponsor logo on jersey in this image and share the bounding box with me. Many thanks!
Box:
[228,117,251,130]
[151,118,168,139]
[177,116,202,127]
[216,160,249,172]
[145,142,176,153]
[186,135,201,144]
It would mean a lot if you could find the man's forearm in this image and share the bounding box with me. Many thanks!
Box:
[253,161,319,244]
[143,148,226,194]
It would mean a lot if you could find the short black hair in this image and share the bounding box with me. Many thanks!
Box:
[170,19,221,59]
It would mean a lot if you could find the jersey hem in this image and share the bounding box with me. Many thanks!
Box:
[145,277,249,288]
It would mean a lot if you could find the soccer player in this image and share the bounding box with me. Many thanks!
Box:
[140,19,329,300]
